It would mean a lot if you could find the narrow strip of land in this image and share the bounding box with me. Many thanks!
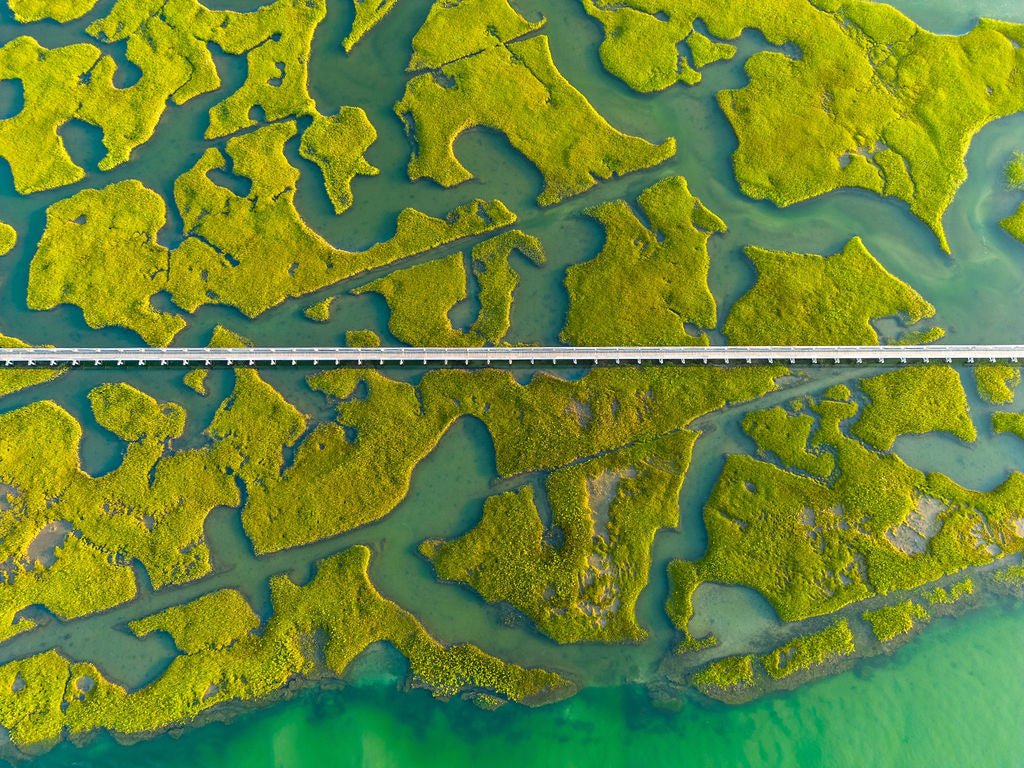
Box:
[1,345,1020,366]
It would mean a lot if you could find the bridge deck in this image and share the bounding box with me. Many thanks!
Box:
[0,345,1019,366]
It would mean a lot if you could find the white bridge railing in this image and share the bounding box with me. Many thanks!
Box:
[0,345,1019,367]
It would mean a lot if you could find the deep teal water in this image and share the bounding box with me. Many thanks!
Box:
[0,0,1023,764]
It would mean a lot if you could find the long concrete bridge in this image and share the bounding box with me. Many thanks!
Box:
[1,345,1021,367]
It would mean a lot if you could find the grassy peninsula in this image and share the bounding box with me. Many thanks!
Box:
[395,0,674,205]
[28,124,515,344]
[0,547,571,749]
[563,177,725,346]
[582,0,1024,251]
[667,377,1021,643]
[724,238,937,346]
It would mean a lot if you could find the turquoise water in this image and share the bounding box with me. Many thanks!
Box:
[0,0,1023,764]
[28,599,1024,768]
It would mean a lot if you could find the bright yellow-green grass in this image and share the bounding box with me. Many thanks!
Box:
[356,254,472,346]
[692,655,756,694]
[9,0,98,22]
[408,0,545,70]
[395,33,674,206]
[852,366,976,451]
[0,547,571,749]
[130,589,261,654]
[346,329,381,346]
[863,600,929,643]
[422,431,696,644]
[303,297,334,323]
[0,222,15,256]
[27,180,186,347]
[924,578,974,605]
[0,382,242,643]
[183,368,209,396]
[762,619,855,680]
[29,122,515,343]
[563,176,724,345]
[235,364,780,554]
[0,0,333,195]
[1002,203,1024,245]
[344,0,399,52]
[299,107,379,214]
[667,387,1024,635]
[96,0,326,141]
[0,333,65,399]
[1007,151,1024,189]
[355,230,544,346]
[742,407,835,477]
[723,237,936,346]
[581,0,1024,252]
[976,364,1020,404]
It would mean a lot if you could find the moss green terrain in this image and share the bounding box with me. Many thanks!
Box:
[863,600,929,642]
[299,108,380,215]
[975,364,1020,405]
[582,0,1024,251]
[237,364,780,554]
[422,431,696,643]
[762,619,855,680]
[668,381,1024,636]
[355,230,544,346]
[563,176,725,345]
[724,238,936,346]
[8,0,98,22]
[28,124,515,344]
[852,366,976,450]
[0,547,571,749]
[395,2,674,206]
[344,0,399,52]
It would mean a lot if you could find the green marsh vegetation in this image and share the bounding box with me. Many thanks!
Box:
[761,619,855,680]
[723,238,937,346]
[667,377,1024,642]
[993,411,1024,440]
[852,366,977,450]
[29,123,515,343]
[422,431,696,643]
[231,364,779,554]
[691,654,755,695]
[344,0,399,52]
[563,177,725,346]
[1006,152,1024,190]
[0,222,15,256]
[183,369,209,396]
[923,578,974,605]
[863,600,929,643]
[8,0,98,22]
[0,0,332,194]
[299,108,380,215]
[346,329,381,346]
[354,230,544,346]
[303,298,334,323]
[0,382,242,643]
[1001,153,1024,243]
[691,619,855,699]
[581,0,1024,252]
[975,364,1020,405]
[395,0,675,206]
[0,547,571,749]
[408,0,545,72]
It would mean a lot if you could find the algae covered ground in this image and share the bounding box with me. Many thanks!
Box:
[1,0,1024,762]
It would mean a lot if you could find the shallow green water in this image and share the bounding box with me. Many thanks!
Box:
[0,0,1023,764]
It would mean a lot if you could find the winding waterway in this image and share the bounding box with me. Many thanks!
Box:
[0,0,1023,764]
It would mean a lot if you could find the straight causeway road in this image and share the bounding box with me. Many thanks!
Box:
[0,345,1021,367]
